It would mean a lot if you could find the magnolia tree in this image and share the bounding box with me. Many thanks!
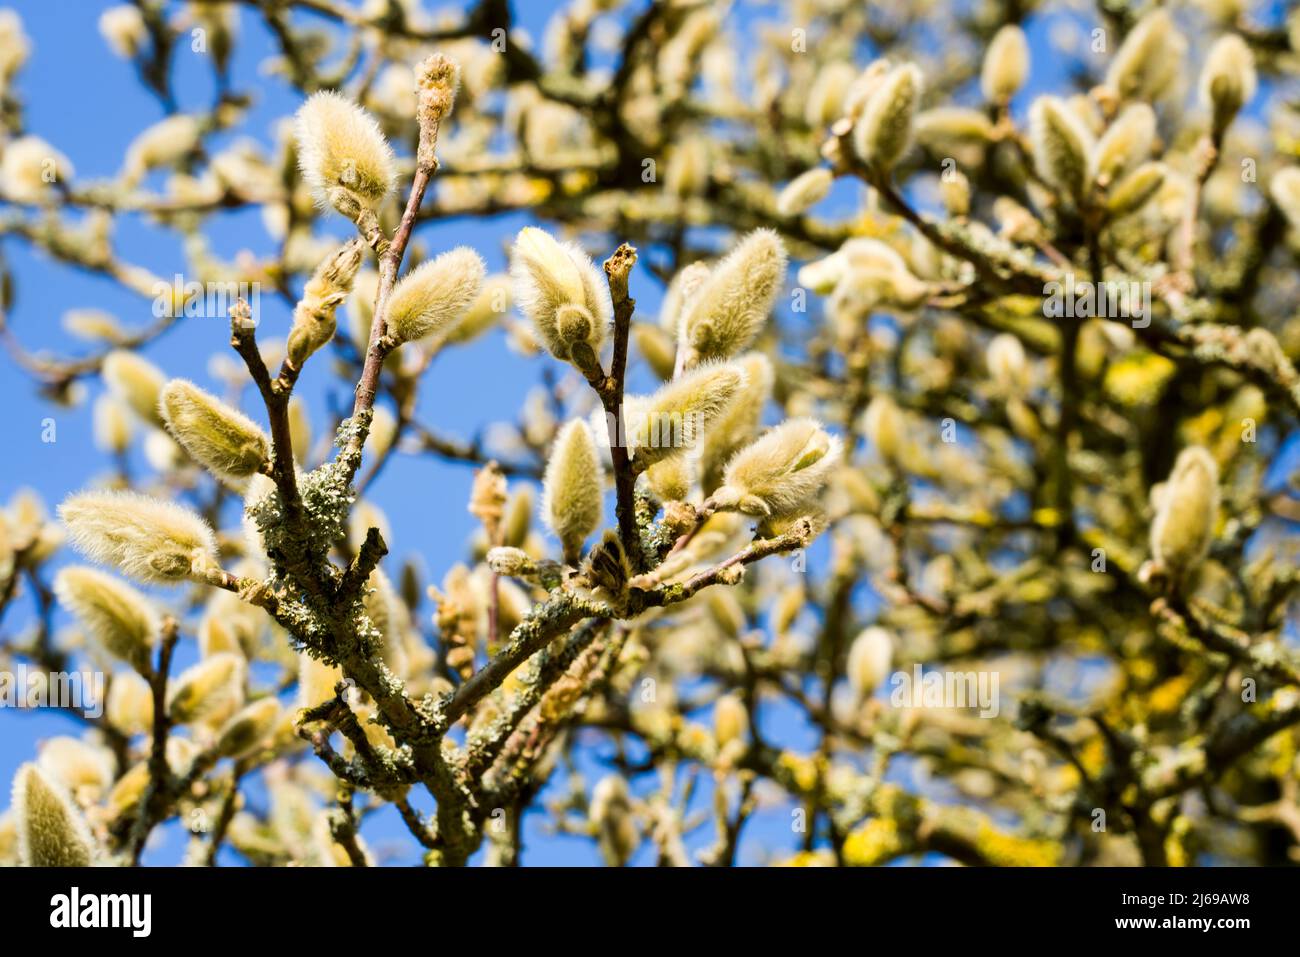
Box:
[1,0,1299,868]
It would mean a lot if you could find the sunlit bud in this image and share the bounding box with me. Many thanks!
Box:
[1199,34,1255,137]
[678,229,787,365]
[0,10,30,87]
[714,418,841,518]
[1269,167,1300,229]
[1150,446,1219,580]
[61,489,217,585]
[288,397,312,467]
[287,238,364,369]
[847,626,894,701]
[103,349,167,428]
[805,61,857,128]
[93,395,134,455]
[502,486,534,548]
[852,63,922,172]
[215,697,282,758]
[1106,162,1167,218]
[445,274,512,345]
[939,169,970,217]
[510,227,612,372]
[295,91,397,217]
[486,546,537,578]
[1029,95,1094,203]
[776,167,833,217]
[160,379,270,483]
[659,261,711,334]
[388,246,485,345]
[634,324,677,381]
[981,25,1029,103]
[589,774,638,868]
[107,671,154,735]
[299,653,344,709]
[53,566,158,672]
[1091,103,1155,189]
[11,763,96,867]
[842,59,894,122]
[123,115,201,182]
[645,456,692,503]
[37,737,114,799]
[99,5,147,59]
[629,362,746,470]
[713,692,749,748]
[993,196,1043,244]
[861,394,905,463]
[0,136,73,203]
[415,52,460,132]
[986,333,1029,396]
[664,138,710,198]
[542,420,604,563]
[167,652,245,726]
[364,567,408,676]
[1104,9,1185,103]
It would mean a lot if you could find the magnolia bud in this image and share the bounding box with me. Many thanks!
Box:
[107,671,154,735]
[215,697,282,758]
[1091,103,1155,189]
[542,420,604,563]
[986,333,1029,396]
[287,239,365,369]
[168,652,245,726]
[61,489,217,585]
[1150,446,1219,580]
[678,229,787,365]
[627,362,746,470]
[847,626,894,701]
[1199,34,1255,137]
[1029,96,1093,203]
[295,91,396,218]
[981,25,1029,103]
[510,227,612,372]
[852,63,922,172]
[776,167,833,217]
[445,274,512,345]
[699,353,773,493]
[861,394,905,463]
[92,395,134,456]
[715,418,841,518]
[486,546,536,577]
[37,737,114,799]
[53,566,158,672]
[11,763,97,867]
[713,693,749,748]
[1106,162,1167,218]
[1104,9,1185,104]
[102,349,166,428]
[160,379,270,483]
[1270,167,1300,229]
[387,246,485,345]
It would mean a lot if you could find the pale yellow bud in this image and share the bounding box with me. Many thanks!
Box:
[295,91,397,217]
[510,227,612,371]
[805,61,857,127]
[1199,34,1255,136]
[102,349,166,428]
[299,653,344,709]
[939,168,971,218]
[37,737,114,799]
[1105,10,1186,103]
[416,52,461,129]
[107,671,154,736]
[60,489,217,585]
[160,379,270,483]
[1106,161,1167,218]
[634,324,678,381]
[445,274,512,345]
[1091,103,1155,189]
[678,229,787,365]
[11,763,97,867]
[1150,446,1219,580]
[99,5,147,59]
[53,565,158,671]
[986,333,1029,396]
[388,246,485,345]
[486,546,537,578]
[215,697,282,758]
[124,115,201,182]
[542,420,603,563]
[862,394,905,463]
[776,167,833,217]
[0,136,72,203]
[1029,95,1094,203]
[92,395,134,455]
[167,651,245,726]
[713,693,749,747]
[852,63,922,172]
[287,238,365,369]
[628,362,746,470]
[1269,167,1300,229]
[699,353,773,492]
[0,10,30,87]
[715,417,841,518]
[288,397,312,466]
[847,626,893,701]
[659,261,711,334]
[981,25,1029,103]
[364,567,408,676]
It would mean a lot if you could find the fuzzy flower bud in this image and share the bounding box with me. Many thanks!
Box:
[847,626,893,701]
[123,115,201,183]
[287,239,365,369]
[678,230,787,366]
[628,362,746,470]
[699,353,773,492]
[776,167,833,217]
[53,566,158,672]
[981,25,1029,103]
[11,763,96,867]
[93,395,134,455]
[1106,162,1167,218]
[446,274,512,345]
[713,693,749,748]
[1199,34,1256,137]
[542,420,604,563]
[986,333,1029,396]
[1269,167,1300,229]
[37,738,114,799]
[295,91,397,219]
[416,53,460,168]
[862,394,905,463]
[510,227,612,372]
[714,417,841,517]
[1150,446,1219,580]
[102,349,166,429]
[107,672,154,736]
[167,652,245,726]
[60,489,218,585]
[1091,103,1155,189]
[1105,9,1185,103]
[387,246,485,345]
[486,546,537,578]
[1029,95,1094,203]
[160,379,270,483]
[0,136,73,203]
[852,62,922,172]
[215,697,281,758]
[99,5,147,59]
